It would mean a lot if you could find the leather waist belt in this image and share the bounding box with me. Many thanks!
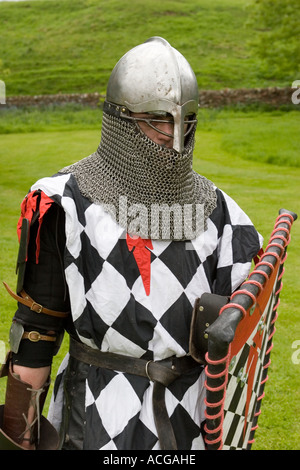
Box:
[3,282,69,318]
[69,337,201,450]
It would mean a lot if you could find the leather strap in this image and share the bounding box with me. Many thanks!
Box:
[3,282,69,318]
[69,337,200,450]
[22,331,56,343]
[152,381,177,450]
[69,337,197,385]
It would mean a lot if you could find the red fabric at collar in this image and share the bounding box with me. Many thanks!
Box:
[126,234,153,296]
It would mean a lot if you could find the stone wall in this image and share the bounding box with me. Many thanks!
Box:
[4,87,295,108]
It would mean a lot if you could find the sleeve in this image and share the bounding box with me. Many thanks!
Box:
[210,189,263,296]
[11,197,71,368]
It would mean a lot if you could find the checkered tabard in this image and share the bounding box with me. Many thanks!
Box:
[33,173,262,450]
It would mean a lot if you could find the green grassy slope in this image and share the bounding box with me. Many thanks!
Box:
[0,0,292,96]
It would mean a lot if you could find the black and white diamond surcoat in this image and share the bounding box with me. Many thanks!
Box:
[27,173,262,450]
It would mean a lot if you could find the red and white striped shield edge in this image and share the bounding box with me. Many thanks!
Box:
[203,209,297,450]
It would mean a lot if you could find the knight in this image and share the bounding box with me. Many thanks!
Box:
[0,37,262,450]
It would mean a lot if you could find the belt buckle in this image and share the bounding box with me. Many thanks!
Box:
[30,301,43,313]
[145,360,153,381]
[27,331,41,342]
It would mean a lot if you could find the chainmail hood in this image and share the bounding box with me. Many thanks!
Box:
[59,111,217,240]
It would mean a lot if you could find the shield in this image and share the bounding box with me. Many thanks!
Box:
[203,209,297,450]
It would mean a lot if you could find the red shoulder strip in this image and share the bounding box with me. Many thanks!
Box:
[17,190,55,263]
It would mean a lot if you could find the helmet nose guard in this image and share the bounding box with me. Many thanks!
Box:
[105,37,199,153]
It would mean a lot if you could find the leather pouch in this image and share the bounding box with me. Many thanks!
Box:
[189,293,229,364]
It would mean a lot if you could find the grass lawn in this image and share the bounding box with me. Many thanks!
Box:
[0,105,299,450]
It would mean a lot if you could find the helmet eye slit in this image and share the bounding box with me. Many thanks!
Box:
[184,119,197,137]
[119,112,197,139]
[108,100,197,152]
[147,119,174,138]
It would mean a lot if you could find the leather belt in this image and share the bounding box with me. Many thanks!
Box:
[3,282,69,318]
[22,331,57,343]
[69,337,200,450]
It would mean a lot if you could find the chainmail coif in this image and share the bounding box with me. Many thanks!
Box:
[59,111,217,240]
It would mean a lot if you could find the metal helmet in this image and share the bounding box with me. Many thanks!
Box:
[105,37,199,153]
